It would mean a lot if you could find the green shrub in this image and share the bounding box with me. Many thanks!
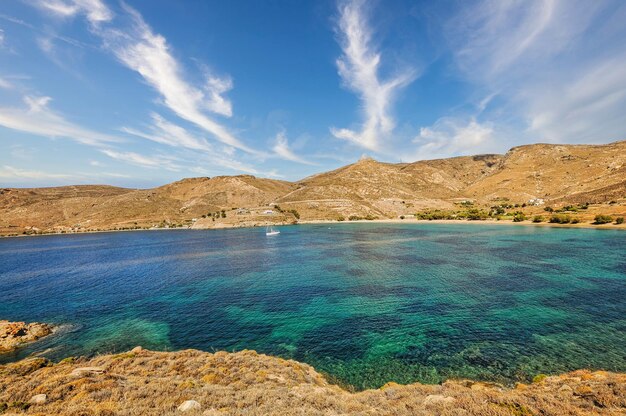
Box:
[337,216,345,221]
[490,206,505,216]
[288,209,300,219]
[465,209,488,221]
[415,210,452,220]
[616,217,624,224]
[348,215,362,221]
[532,374,547,383]
[532,215,543,223]
[399,215,405,219]
[549,214,571,224]
[571,218,580,224]
[594,214,613,224]
[544,207,554,212]
[512,211,527,222]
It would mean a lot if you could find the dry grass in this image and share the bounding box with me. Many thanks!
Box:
[2,141,625,236]
[1,348,625,415]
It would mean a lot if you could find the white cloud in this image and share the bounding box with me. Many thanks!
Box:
[0,165,76,180]
[272,131,316,165]
[96,4,259,154]
[100,149,180,171]
[121,114,265,174]
[202,70,234,117]
[122,113,213,152]
[0,77,12,89]
[0,95,122,146]
[0,28,4,47]
[525,54,626,143]
[409,117,494,161]
[101,172,130,178]
[33,0,113,24]
[331,0,416,151]
[444,0,626,145]
[0,165,130,184]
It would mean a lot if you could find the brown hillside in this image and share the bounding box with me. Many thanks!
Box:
[1,141,625,235]
[465,141,626,202]
[0,176,294,235]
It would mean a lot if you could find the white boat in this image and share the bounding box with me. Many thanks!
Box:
[266,226,280,236]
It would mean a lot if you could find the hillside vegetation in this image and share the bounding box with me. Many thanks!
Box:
[1,141,625,235]
[1,348,625,415]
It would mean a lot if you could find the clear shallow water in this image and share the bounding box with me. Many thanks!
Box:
[1,223,625,389]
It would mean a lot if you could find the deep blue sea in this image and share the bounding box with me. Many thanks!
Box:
[1,223,625,389]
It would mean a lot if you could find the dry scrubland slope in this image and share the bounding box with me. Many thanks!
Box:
[1,141,625,233]
[1,348,625,416]
[0,176,295,234]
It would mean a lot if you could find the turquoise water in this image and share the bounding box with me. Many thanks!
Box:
[0,223,625,389]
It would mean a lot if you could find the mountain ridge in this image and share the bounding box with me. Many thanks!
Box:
[1,140,625,235]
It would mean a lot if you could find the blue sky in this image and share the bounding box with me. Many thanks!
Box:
[1,0,625,187]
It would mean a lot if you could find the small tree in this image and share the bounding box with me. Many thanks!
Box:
[616,217,624,224]
[549,214,571,224]
[512,211,527,222]
[532,215,544,223]
[594,214,613,224]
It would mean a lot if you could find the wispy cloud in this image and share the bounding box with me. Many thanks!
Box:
[22,0,275,178]
[121,113,264,174]
[0,77,11,89]
[272,131,316,165]
[27,1,261,155]
[122,113,213,152]
[0,165,75,180]
[409,117,494,161]
[331,0,416,152]
[100,149,180,171]
[33,0,113,25]
[444,0,626,145]
[95,3,259,154]
[0,95,122,145]
[0,165,130,184]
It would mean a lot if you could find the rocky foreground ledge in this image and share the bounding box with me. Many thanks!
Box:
[0,348,625,415]
[0,321,53,353]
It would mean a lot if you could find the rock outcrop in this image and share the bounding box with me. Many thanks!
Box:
[0,348,624,415]
[0,320,53,353]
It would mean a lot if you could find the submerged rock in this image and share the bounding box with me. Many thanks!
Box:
[0,320,53,353]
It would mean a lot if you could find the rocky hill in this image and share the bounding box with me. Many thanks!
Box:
[1,348,624,415]
[1,141,625,235]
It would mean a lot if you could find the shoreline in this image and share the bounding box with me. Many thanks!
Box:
[2,217,625,238]
[1,347,624,415]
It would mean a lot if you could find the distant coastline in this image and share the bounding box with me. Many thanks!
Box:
[2,217,625,239]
